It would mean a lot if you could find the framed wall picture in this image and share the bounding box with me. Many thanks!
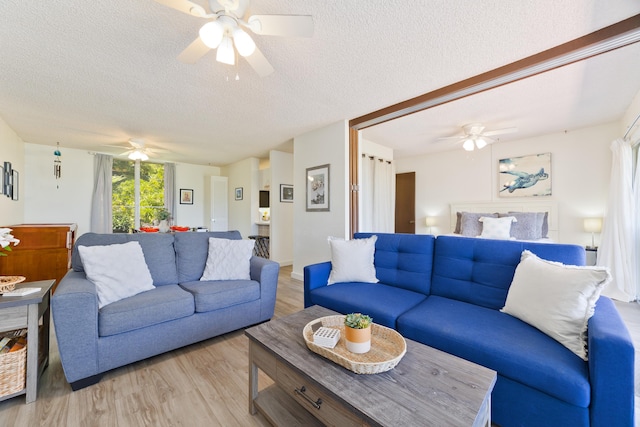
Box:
[11,170,18,201]
[235,187,243,201]
[306,164,330,211]
[3,162,13,199]
[180,188,194,204]
[0,165,4,196]
[499,153,551,197]
[280,184,293,202]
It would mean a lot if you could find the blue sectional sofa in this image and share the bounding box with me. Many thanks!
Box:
[304,233,634,427]
[52,231,279,390]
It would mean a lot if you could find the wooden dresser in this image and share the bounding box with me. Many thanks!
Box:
[0,224,77,293]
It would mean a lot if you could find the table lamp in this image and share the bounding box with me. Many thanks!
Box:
[425,216,436,235]
[583,217,602,249]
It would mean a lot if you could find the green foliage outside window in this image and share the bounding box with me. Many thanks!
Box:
[112,159,165,233]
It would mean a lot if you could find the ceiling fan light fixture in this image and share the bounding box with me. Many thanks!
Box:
[216,36,235,65]
[475,137,487,149]
[233,28,256,57]
[463,139,475,151]
[199,21,224,49]
[128,150,149,161]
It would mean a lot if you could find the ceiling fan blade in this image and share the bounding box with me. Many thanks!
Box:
[153,0,207,17]
[245,46,274,77]
[435,135,464,141]
[146,148,170,154]
[483,127,518,137]
[178,37,210,64]
[247,15,314,37]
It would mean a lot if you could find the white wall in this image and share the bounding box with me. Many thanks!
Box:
[622,89,640,142]
[292,121,349,280]
[23,143,221,236]
[222,157,259,238]
[269,150,293,265]
[395,121,617,247]
[0,117,25,225]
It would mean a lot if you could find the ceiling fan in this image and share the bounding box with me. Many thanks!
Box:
[105,139,169,161]
[154,0,314,77]
[437,123,518,151]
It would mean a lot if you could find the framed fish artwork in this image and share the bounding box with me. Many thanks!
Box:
[498,153,551,197]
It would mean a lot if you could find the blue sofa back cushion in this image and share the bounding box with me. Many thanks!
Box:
[431,236,585,309]
[72,232,179,286]
[174,231,242,283]
[354,232,435,295]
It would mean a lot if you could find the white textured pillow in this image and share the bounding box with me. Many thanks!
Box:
[327,236,378,285]
[200,238,255,281]
[501,250,611,360]
[78,241,155,309]
[479,216,516,240]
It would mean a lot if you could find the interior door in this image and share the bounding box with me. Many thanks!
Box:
[395,172,415,234]
[210,176,229,231]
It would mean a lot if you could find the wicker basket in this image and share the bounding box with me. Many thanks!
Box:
[0,276,26,294]
[303,315,406,374]
[0,345,27,397]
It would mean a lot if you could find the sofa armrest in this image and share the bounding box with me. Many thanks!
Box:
[588,296,635,427]
[51,270,100,384]
[303,262,332,308]
[250,256,280,320]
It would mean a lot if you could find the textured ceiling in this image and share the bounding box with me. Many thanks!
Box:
[0,1,639,165]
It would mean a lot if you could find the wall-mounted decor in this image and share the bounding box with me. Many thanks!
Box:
[499,153,551,197]
[3,162,13,199]
[54,142,62,188]
[179,188,193,204]
[235,187,243,201]
[11,170,18,201]
[280,184,293,203]
[0,165,4,196]
[306,164,330,211]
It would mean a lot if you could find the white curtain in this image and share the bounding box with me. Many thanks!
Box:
[598,138,636,301]
[634,144,640,301]
[360,154,395,233]
[164,163,176,224]
[90,154,113,233]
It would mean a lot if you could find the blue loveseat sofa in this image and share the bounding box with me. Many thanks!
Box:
[52,231,279,390]
[304,233,634,427]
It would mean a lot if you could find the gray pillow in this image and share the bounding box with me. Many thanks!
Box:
[505,211,549,239]
[460,212,498,237]
[500,212,540,240]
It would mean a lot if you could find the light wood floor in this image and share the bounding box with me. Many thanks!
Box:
[0,266,638,426]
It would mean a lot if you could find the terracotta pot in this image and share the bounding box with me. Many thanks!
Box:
[344,325,371,354]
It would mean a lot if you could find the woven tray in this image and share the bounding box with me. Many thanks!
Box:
[0,345,26,397]
[303,315,406,374]
[0,276,26,294]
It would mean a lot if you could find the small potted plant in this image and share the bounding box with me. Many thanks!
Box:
[344,313,373,354]
[156,208,172,233]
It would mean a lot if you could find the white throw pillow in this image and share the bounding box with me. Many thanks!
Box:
[327,236,378,285]
[501,250,611,360]
[78,241,155,309]
[479,216,516,240]
[200,238,255,281]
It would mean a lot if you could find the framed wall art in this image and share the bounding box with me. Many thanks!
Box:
[235,187,243,201]
[180,188,194,204]
[499,153,551,197]
[306,164,330,211]
[280,184,293,202]
[11,170,18,201]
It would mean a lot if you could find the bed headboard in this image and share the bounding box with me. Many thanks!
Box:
[450,201,558,240]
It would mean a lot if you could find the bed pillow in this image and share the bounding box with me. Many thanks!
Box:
[479,216,516,240]
[501,250,611,360]
[78,241,155,309]
[454,212,462,234]
[200,238,255,281]
[459,212,498,237]
[508,211,549,239]
[500,212,540,240]
[327,235,378,285]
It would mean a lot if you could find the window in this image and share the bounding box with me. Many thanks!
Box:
[112,159,164,233]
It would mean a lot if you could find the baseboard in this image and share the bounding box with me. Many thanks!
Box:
[291,271,303,281]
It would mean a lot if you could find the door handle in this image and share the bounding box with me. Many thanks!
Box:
[409,220,415,224]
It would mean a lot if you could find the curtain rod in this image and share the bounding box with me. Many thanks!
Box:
[625,112,640,142]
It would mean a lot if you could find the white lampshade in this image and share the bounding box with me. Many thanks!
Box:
[475,137,487,149]
[128,150,148,161]
[583,218,602,233]
[463,139,475,151]
[199,21,224,49]
[233,28,256,57]
[425,217,436,227]
[216,36,235,65]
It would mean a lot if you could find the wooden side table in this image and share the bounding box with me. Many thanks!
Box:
[0,279,55,403]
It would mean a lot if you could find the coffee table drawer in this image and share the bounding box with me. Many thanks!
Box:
[276,360,362,427]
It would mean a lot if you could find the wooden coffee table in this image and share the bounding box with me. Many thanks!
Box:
[246,305,496,427]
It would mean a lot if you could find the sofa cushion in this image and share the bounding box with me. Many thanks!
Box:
[327,235,378,284]
[431,236,586,309]
[174,231,243,282]
[397,296,590,407]
[78,241,155,309]
[354,232,434,295]
[502,250,610,360]
[180,280,260,312]
[98,284,195,337]
[308,282,427,328]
